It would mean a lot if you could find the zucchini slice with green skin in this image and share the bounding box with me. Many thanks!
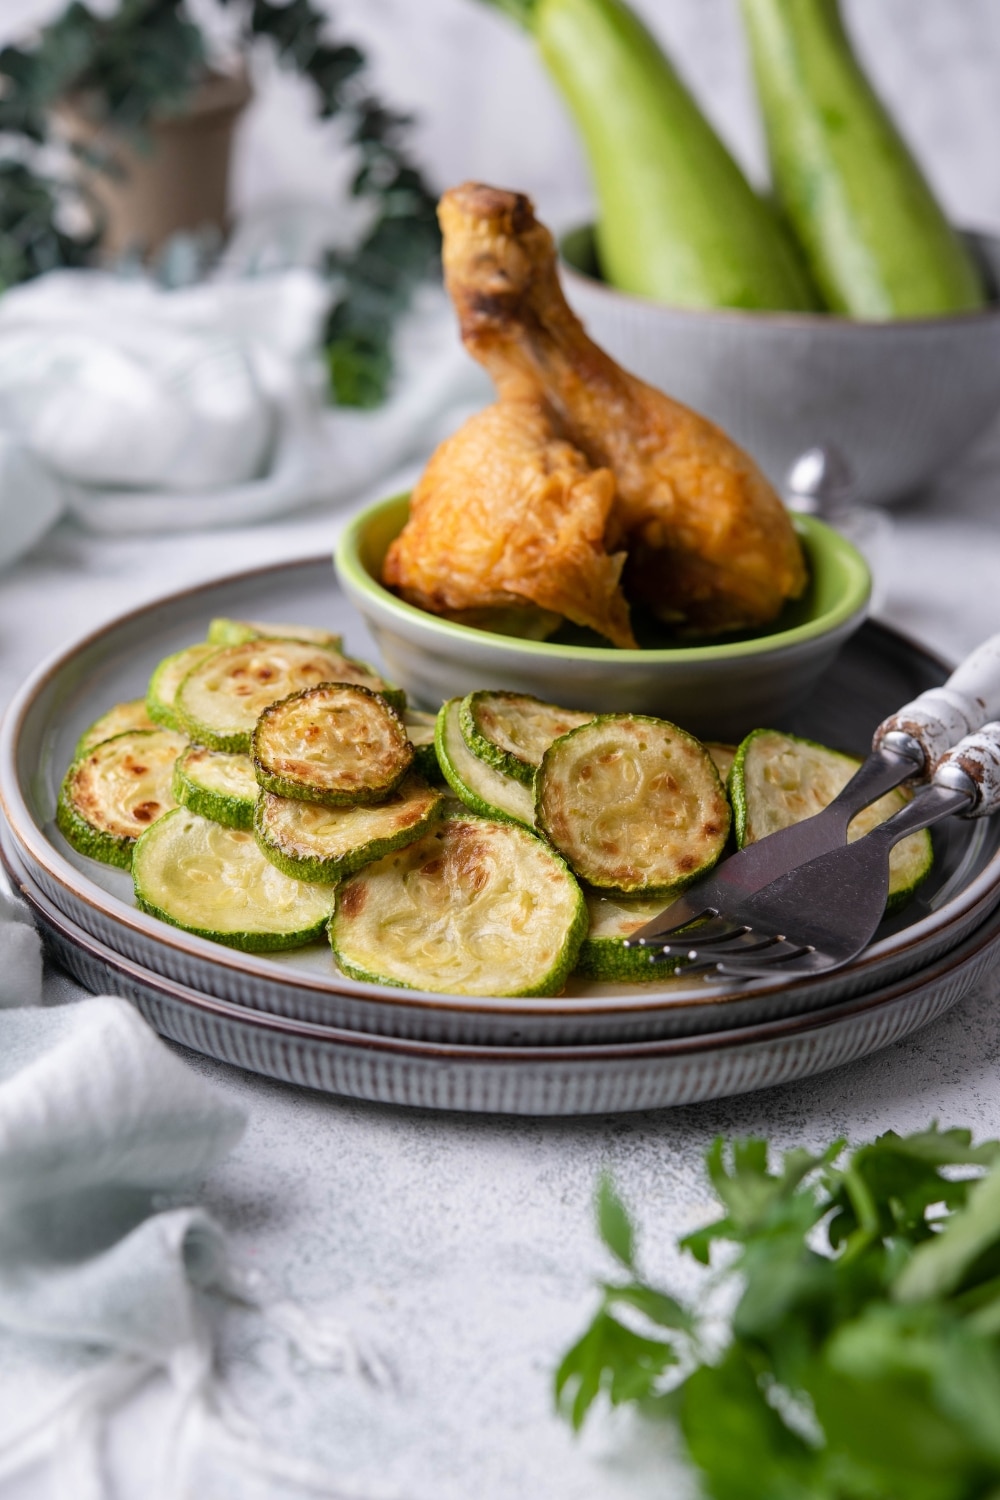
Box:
[147,643,218,731]
[133,808,336,950]
[575,891,682,982]
[252,683,414,806]
[75,699,157,758]
[730,728,933,910]
[535,715,730,896]
[435,698,535,828]
[57,728,188,869]
[255,773,445,882]
[172,746,258,830]
[207,618,343,649]
[705,742,737,784]
[404,709,444,784]
[330,813,587,997]
[175,640,404,753]
[459,691,594,785]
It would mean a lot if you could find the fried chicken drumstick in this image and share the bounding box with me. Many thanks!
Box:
[383,184,806,644]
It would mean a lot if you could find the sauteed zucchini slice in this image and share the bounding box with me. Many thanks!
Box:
[172,746,258,830]
[255,773,445,882]
[435,698,535,827]
[175,639,403,752]
[730,729,933,909]
[253,683,414,805]
[535,715,729,896]
[576,891,682,982]
[147,643,217,730]
[133,809,336,950]
[57,728,187,868]
[330,814,586,996]
[207,618,343,649]
[459,691,594,785]
[75,699,157,758]
[705,742,737,783]
[404,708,444,783]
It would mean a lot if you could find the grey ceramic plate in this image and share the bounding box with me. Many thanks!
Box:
[8,842,1000,1116]
[2,555,999,1046]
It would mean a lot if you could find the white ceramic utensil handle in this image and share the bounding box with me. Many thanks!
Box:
[873,633,1000,769]
[933,721,1000,817]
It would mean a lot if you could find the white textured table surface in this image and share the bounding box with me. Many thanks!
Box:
[2,424,1000,1498]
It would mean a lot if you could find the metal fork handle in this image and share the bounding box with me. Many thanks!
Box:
[824,742,923,829]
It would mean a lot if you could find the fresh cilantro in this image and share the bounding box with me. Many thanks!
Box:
[558,1127,1000,1500]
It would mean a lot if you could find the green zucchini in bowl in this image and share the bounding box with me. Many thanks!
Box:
[330,813,587,997]
[57,728,188,868]
[172,746,259,830]
[459,690,594,785]
[535,714,730,895]
[729,728,933,910]
[435,698,536,828]
[175,639,404,753]
[255,773,445,882]
[132,809,336,951]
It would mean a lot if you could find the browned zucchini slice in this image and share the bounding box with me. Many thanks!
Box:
[252,683,414,805]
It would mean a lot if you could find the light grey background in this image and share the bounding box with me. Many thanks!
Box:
[5,0,1000,235]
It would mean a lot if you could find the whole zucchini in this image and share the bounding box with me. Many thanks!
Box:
[484,0,819,310]
[739,0,987,317]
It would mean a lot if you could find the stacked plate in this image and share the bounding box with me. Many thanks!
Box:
[3,557,1000,1114]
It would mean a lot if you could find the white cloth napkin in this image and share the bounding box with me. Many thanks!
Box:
[0,880,393,1499]
[0,269,486,566]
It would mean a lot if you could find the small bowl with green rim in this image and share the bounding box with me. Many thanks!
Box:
[334,493,870,742]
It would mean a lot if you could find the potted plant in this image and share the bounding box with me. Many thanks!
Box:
[0,0,441,405]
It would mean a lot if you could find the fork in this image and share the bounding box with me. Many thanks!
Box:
[626,722,1000,982]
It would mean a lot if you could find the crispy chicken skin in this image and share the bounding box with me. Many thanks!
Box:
[383,401,635,648]
[384,183,807,641]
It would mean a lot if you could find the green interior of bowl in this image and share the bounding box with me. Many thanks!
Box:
[336,493,871,662]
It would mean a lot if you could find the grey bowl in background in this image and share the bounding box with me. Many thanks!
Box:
[560,227,1000,505]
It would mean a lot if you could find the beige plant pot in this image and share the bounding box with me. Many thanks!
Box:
[55,70,251,259]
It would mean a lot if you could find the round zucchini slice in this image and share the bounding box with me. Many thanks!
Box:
[57,728,187,868]
[705,742,737,784]
[172,746,259,830]
[253,683,414,805]
[175,640,403,753]
[330,814,587,997]
[459,691,595,785]
[75,699,157,758]
[146,643,218,731]
[255,773,445,882]
[207,618,343,649]
[403,709,444,784]
[575,891,682,982]
[535,715,730,896]
[434,699,536,828]
[133,808,336,950]
[730,728,933,910]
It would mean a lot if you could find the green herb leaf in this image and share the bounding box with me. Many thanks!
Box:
[596,1173,635,1269]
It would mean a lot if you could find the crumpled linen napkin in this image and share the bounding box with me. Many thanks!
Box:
[0,880,390,1499]
[0,268,486,567]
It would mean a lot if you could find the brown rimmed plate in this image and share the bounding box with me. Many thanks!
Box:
[2,555,999,1046]
[7,841,1000,1116]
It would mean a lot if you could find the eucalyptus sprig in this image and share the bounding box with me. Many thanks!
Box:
[0,0,440,405]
